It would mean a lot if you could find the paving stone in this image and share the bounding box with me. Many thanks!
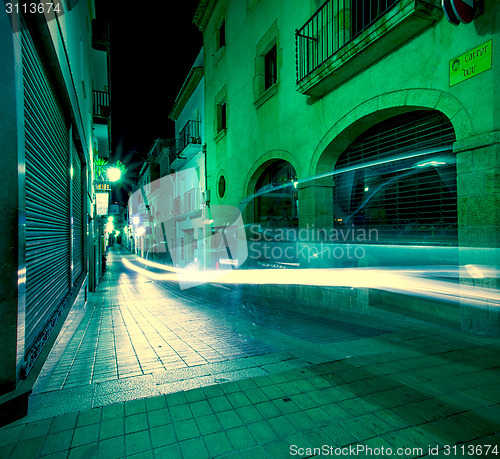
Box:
[68,442,98,459]
[263,439,295,457]
[99,418,125,440]
[124,399,147,416]
[168,404,193,421]
[173,418,199,442]
[235,405,263,424]
[19,418,52,441]
[322,423,358,447]
[125,430,151,456]
[226,391,252,409]
[40,429,74,456]
[217,409,244,430]
[204,431,233,457]
[71,423,100,448]
[208,395,233,413]
[150,424,176,449]
[50,412,79,433]
[268,416,298,437]
[125,412,149,434]
[247,420,279,444]
[195,414,222,436]
[0,424,25,447]
[177,437,209,459]
[303,407,333,428]
[9,436,45,459]
[97,435,125,459]
[238,445,268,459]
[153,443,182,459]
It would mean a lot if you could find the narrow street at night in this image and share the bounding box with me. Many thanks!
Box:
[1,248,499,458]
[2,0,500,458]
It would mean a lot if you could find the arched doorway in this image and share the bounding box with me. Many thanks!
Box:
[333,109,457,246]
[253,159,298,229]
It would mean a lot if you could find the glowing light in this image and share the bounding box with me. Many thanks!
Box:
[132,216,140,226]
[364,186,369,192]
[293,181,298,189]
[464,264,485,279]
[107,167,122,182]
[108,216,114,222]
[18,267,26,286]
[136,226,145,237]
[105,222,114,233]
[219,258,239,266]
[121,257,500,307]
[416,161,447,167]
[240,145,455,207]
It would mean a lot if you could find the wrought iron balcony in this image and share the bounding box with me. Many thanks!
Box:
[177,120,201,154]
[93,90,110,120]
[170,120,202,169]
[296,0,442,96]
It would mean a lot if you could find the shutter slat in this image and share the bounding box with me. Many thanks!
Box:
[22,23,71,357]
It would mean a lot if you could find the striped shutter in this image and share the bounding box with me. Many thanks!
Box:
[334,110,457,245]
[72,143,84,282]
[22,22,71,365]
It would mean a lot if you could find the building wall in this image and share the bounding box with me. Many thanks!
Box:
[0,2,99,425]
[199,0,500,335]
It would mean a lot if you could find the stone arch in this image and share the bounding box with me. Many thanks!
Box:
[311,89,473,177]
[242,150,300,226]
[244,149,302,197]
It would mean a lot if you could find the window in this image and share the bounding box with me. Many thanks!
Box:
[217,101,227,132]
[218,175,226,198]
[214,86,227,138]
[217,20,226,49]
[254,21,279,105]
[264,45,277,90]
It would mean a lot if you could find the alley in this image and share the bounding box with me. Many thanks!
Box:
[1,248,500,458]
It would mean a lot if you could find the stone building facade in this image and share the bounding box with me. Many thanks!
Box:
[0,2,111,424]
[193,0,499,335]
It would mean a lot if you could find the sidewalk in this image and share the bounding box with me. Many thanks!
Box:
[1,249,499,458]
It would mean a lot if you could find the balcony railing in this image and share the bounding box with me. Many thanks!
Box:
[93,90,110,119]
[296,0,401,83]
[176,120,201,156]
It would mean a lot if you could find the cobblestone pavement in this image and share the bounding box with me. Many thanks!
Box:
[1,248,499,458]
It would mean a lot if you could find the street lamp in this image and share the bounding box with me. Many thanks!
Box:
[107,166,122,182]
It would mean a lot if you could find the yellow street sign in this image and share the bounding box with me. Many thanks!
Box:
[450,40,492,86]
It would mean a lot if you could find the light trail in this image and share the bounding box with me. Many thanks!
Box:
[122,257,500,307]
[239,145,454,208]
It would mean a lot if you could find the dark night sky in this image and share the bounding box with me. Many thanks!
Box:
[95,1,203,190]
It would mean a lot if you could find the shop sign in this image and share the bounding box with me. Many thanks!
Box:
[96,192,109,216]
[450,40,492,86]
[95,180,111,191]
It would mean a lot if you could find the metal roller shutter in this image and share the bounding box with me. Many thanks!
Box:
[22,22,71,369]
[333,110,457,245]
[72,143,84,282]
